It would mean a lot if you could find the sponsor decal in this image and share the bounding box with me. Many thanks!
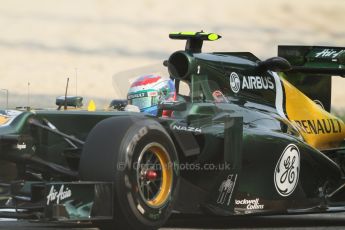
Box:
[229,72,274,93]
[137,204,145,214]
[293,119,342,135]
[235,198,264,210]
[242,76,274,90]
[46,185,72,205]
[230,72,241,93]
[274,144,300,197]
[315,49,344,58]
[148,213,161,220]
[217,174,237,206]
[172,125,202,133]
[126,126,148,166]
[127,92,147,100]
[16,143,26,150]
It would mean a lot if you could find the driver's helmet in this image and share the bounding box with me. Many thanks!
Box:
[127,74,175,115]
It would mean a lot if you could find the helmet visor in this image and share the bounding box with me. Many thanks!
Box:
[128,91,158,110]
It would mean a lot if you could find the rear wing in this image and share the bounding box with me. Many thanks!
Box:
[279,46,345,76]
[278,46,345,112]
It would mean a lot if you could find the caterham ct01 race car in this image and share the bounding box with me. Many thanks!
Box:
[1,32,345,229]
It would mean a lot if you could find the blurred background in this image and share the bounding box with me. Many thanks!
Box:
[0,0,344,110]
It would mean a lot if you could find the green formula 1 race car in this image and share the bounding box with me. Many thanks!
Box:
[1,32,345,230]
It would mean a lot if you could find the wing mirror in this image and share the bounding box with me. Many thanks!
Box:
[158,101,187,111]
[258,57,291,72]
[157,101,187,117]
[157,101,187,116]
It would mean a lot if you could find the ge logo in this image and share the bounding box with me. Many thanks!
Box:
[274,144,300,197]
[230,72,241,93]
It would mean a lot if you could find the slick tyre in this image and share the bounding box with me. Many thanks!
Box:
[79,116,179,230]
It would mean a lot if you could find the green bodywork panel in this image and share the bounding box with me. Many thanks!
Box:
[35,110,136,140]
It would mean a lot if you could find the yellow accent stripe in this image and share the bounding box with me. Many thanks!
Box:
[180,32,196,35]
[282,77,345,150]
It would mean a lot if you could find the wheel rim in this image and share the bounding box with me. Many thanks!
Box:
[137,143,173,208]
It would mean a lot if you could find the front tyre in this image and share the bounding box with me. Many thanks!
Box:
[79,116,179,230]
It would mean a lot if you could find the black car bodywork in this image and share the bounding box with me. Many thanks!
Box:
[0,32,345,229]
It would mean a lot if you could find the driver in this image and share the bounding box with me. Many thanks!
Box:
[126,74,176,116]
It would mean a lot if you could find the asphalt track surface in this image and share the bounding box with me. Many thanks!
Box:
[1,213,345,229]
